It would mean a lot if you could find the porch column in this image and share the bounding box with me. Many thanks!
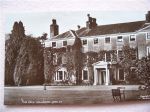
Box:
[63,71,65,80]
[105,67,110,85]
[93,67,98,85]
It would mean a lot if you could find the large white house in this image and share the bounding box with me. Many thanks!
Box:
[44,11,150,85]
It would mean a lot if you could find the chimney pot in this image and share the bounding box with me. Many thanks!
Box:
[77,25,80,29]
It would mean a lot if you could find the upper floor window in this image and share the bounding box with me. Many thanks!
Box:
[63,41,67,46]
[130,35,136,41]
[94,38,98,44]
[82,39,87,45]
[105,37,110,43]
[147,46,150,56]
[117,36,123,42]
[118,50,123,60]
[52,42,56,47]
[147,33,150,39]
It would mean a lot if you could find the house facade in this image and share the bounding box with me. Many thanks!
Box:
[44,11,150,85]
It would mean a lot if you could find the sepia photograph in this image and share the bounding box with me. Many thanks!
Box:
[4,10,150,105]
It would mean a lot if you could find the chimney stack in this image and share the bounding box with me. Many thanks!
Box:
[77,25,80,30]
[146,11,150,23]
[86,14,97,29]
[50,19,59,38]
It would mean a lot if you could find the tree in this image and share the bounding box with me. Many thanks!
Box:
[135,56,150,85]
[5,21,44,86]
[119,45,138,84]
[72,36,83,85]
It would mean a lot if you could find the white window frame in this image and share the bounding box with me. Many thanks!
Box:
[118,68,125,81]
[146,32,150,40]
[130,35,136,42]
[147,46,150,56]
[117,36,123,42]
[105,37,111,43]
[93,38,98,44]
[82,69,89,81]
[51,41,57,47]
[63,40,67,46]
[82,39,88,46]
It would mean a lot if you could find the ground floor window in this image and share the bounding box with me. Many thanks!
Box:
[119,69,124,80]
[82,70,88,80]
[58,71,63,80]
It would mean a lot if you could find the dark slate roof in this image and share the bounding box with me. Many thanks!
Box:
[54,21,146,39]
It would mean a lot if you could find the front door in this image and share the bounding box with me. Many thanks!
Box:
[101,71,106,85]
[97,69,106,85]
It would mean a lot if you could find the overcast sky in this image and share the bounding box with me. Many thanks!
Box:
[5,11,148,38]
[2,0,150,38]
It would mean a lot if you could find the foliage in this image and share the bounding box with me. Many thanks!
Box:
[119,45,138,84]
[5,21,44,86]
[135,56,150,85]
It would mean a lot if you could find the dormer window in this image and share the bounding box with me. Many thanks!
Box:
[117,36,123,42]
[105,37,110,43]
[130,35,136,41]
[82,39,87,45]
[94,38,98,44]
[52,42,56,47]
[63,41,67,46]
[147,33,150,39]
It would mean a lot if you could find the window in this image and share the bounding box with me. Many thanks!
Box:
[82,39,87,45]
[52,42,56,47]
[58,71,63,80]
[130,35,136,41]
[63,41,67,46]
[83,70,88,80]
[147,33,150,39]
[117,36,123,42]
[147,46,150,56]
[106,52,111,62]
[119,69,124,80]
[118,50,123,60]
[94,38,98,44]
[105,37,110,43]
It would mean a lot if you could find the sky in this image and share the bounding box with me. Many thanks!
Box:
[5,11,148,38]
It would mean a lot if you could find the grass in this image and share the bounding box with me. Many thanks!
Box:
[4,85,145,105]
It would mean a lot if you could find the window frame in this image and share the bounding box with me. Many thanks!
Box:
[146,32,150,39]
[94,38,98,44]
[118,69,124,80]
[82,70,88,81]
[117,36,123,42]
[130,35,136,42]
[82,39,87,45]
[147,46,150,56]
[105,37,110,43]
[63,40,67,46]
[52,41,56,47]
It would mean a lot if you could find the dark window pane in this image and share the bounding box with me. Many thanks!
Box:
[118,50,123,60]
[58,71,63,80]
[119,69,124,80]
[52,42,56,47]
[147,33,150,39]
[63,41,67,46]
[105,37,110,43]
[117,36,123,42]
[82,40,87,45]
[94,38,98,44]
[106,52,111,62]
[130,35,136,41]
[83,70,88,80]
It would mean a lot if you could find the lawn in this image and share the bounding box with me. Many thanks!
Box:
[4,85,147,105]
